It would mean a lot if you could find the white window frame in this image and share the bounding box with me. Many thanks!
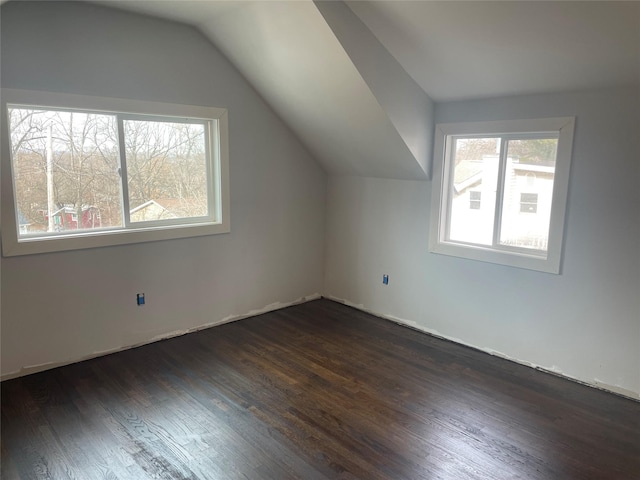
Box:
[429,117,575,274]
[1,89,230,256]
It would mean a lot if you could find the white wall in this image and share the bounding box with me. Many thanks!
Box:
[2,3,638,401]
[0,1,326,378]
[325,87,640,398]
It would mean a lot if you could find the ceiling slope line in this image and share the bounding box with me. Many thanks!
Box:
[314,0,434,178]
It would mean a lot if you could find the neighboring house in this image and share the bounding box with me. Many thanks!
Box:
[502,163,554,250]
[42,205,102,231]
[452,156,554,250]
[129,200,177,222]
[129,198,207,222]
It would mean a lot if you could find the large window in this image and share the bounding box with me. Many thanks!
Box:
[429,117,575,273]
[1,89,230,256]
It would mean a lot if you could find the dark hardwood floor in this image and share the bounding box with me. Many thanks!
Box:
[2,299,639,479]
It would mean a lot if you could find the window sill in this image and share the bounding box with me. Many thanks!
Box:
[430,240,560,274]
[2,221,230,257]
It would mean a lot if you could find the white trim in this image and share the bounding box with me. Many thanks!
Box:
[1,89,231,256]
[429,117,575,274]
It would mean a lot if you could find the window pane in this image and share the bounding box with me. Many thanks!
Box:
[469,191,481,210]
[448,137,500,246]
[123,119,209,223]
[8,107,122,236]
[499,138,558,251]
[520,193,539,213]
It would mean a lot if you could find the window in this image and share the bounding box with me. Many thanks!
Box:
[1,89,230,256]
[520,193,538,214]
[469,191,481,210]
[429,117,575,274]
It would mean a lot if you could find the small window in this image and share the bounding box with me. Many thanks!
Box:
[469,191,481,210]
[520,193,538,214]
[1,89,230,256]
[525,172,536,187]
[429,117,575,274]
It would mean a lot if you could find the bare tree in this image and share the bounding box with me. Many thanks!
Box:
[8,108,211,233]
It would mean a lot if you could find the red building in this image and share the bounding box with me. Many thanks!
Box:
[44,206,102,231]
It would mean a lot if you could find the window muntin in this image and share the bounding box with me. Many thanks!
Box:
[429,117,575,274]
[1,89,230,256]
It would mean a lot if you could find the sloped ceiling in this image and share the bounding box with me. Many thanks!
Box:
[84,1,640,178]
[194,1,428,180]
[348,0,640,101]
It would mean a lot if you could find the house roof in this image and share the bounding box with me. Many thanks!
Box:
[51,205,98,216]
[454,161,484,192]
[129,200,168,215]
[129,199,205,219]
[87,1,640,180]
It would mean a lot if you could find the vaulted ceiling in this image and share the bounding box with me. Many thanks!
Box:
[89,1,640,179]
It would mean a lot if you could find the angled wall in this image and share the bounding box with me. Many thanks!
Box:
[0,1,326,379]
[315,0,434,177]
[196,0,426,180]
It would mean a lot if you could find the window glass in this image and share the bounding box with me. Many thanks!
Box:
[499,138,557,251]
[446,135,559,252]
[429,117,574,273]
[8,108,122,236]
[469,191,481,210]
[2,89,230,256]
[123,119,209,223]
[448,137,500,246]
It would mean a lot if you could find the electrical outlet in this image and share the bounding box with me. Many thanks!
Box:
[383,274,389,285]
[137,293,145,306]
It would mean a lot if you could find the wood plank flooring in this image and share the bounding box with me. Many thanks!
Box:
[2,299,639,479]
